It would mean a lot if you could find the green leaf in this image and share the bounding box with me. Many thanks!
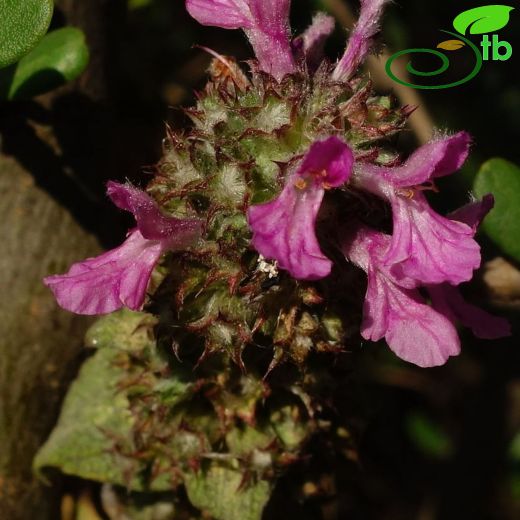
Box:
[474,158,520,262]
[33,311,159,490]
[33,341,139,487]
[0,0,53,68]
[185,464,272,520]
[0,27,89,100]
[453,5,514,35]
[84,308,154,351]
[35,309,294,516]
[509,432,520,462]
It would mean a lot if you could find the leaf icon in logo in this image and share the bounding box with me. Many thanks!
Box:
[437,40,466,51]
[453,5,514,35]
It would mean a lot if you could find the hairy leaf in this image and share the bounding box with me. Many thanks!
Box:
[33,343,140,488]
[185,464,272,520]
[33,311,164,491]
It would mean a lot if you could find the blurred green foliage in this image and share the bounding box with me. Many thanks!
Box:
[406,412,454,460]
[474,159,520,263]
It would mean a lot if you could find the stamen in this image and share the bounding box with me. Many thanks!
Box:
[396,188,415,199]
[417,181,439,193]
[294,178,308,190]
[396,182,439,199]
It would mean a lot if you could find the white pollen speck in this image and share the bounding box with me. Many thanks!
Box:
[257,255,279,279]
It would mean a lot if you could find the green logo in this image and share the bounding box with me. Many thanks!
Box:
[386,5,514,90]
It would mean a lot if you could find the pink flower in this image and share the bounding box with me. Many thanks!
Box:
[247,136,354,280]
[44,183,203,315]
[186,0,295,80]
[355,132,481,286]
[343,227,461,367]
[333,0,390,81]
[449,193,494,233]
[427,194,511,340]
[428,283,511,340]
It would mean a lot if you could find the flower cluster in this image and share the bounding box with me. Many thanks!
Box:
[44,0,509,367]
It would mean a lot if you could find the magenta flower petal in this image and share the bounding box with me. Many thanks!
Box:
[429,283,511,340]
[362,132,471,188]
[248,136,354,280]
[385,192,481,285]
[333,0,389,81]
[186,0,295,80]
[106,181,203,245]
[426,132,471,180]
[355,133,479,285]
[185,0,254,29]
[364,267,461,367]
[248,178,331,280]
[299,136,355,187]
[449,194,494,231]
[344,227,460,367]
[296,13,335,70]
[43,230,164,315]
[45,183,204,315]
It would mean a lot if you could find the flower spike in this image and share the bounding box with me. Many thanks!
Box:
[43,0,508,371]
